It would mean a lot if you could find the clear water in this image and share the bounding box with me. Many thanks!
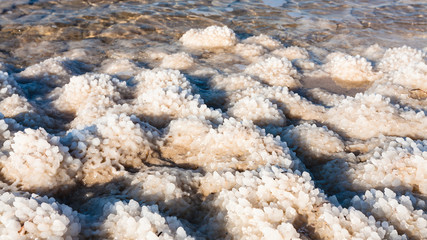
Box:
[0,0,425,67]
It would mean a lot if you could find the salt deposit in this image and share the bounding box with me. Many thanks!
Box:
[0,25,426,239]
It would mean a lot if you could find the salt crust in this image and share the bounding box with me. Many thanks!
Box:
[1,128,81,192]
[100,200,194,240]
[160,117,298,172]
[242,34,282,50]
[0,71,19,100]
[324,52,380,83]
[320,137,427,196]
[62,114,158,186]
[160,52,194,70]
[98,58,141,79]
[18,57,83,86]
[201,167,404,239]
[282,123,345,166]
[352,189,427,239]
[179,25,237,49]
[227,96,286,126]
[0,26,426,239]
[245,57,301,89]
[0,192,80,239]
[133,68,223,127]
[271,46,309,61]
[53,73,128,114]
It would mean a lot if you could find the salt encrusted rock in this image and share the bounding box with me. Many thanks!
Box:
[51,73,132,128]
[323,52,380,83]
[352,189,427,239]
[272,46,310,60]
[325,93,427,139]
[210,74,262,92]
[384,59,427,92]
[0,192,81,240]
[53,73,128,114]
[123,168,200,220]
[98,59,142,79]
[227,96,286,126]
[242,34,282,50]
[378,46,426,73]
[133,68,223,127]
[180,26,237,49]
[18,57,86,86]
[245,57,301,89]
[303,88,347,107]
[0,71,20,101]
[227,86,327,121]
[0,72,60,130]
[234,43,266,61]
[160,52,195,70]
[366,82,427,111]
[99,200,194,240]
[0,94,33,118]
[282,123,345,166]
[160,117,298,172]
[200,167,403,240]
[134,68,192,93]
[1,128,81,192]
[62,114,159,186]
[319,137,427,198]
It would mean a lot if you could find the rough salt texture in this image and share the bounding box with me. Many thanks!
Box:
[0,192,81,240]
[179,25,237,49]
[0,26,426,239]
[245,57,301,89]
[324,52,380,83]
[99,200,194,240]
[160,52,195,70]
[1,128,81,193]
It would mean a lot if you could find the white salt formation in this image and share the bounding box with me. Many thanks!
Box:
[227,96,286,126]
[324,53,380,83]
[281,123,345,166]
[160,53,195,70]
[0,192,81,240]
[159,117,298,172]
[100,200,194,240]
[180,25,237,49]
[1,128,81,192]
[18,57,85,87]
[0,25,426,239]
[245,57,301,89]
[133,68,223,127]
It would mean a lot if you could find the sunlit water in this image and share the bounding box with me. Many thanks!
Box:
[0,0,425,64]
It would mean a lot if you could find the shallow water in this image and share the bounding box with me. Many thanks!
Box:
[0,0,425,65]
[0,1,427,239]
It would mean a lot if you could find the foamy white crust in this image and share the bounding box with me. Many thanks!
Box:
[180,25,237,49]
[0,26,426,239]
